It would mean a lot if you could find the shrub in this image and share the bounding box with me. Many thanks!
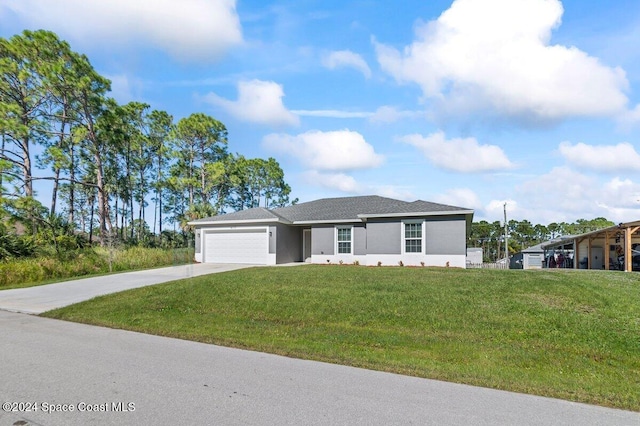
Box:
[0,233,36,260]
[0,247,194,289]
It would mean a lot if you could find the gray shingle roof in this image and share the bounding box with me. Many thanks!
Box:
[273,195,469,222]
[188,207,284,224]
[190,196,472,225]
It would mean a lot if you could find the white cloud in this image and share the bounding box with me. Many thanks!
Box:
[263,129,384,171]
[205,80,299,127]
[322,50,372,78]
[619,103,640,129]
[374,0,629,123]
[400,131,514,173]
[515,167,640,223]
[373,186,415,201]
[434,188,483,210]
[104,74,143,104]
[369,106,423,123]
[304,171,361,193]
[1,0,242,61]
[485,199,520,221]
[291,110,372,119]
[559,141,640,172]
[290,106,423,122]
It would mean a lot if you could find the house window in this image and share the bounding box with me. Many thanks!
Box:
[404,222,423,253]
[336,227,352,254]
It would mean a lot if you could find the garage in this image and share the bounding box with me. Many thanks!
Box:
[203,228,268,264]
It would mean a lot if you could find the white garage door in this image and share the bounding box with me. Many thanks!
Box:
[204,229,268,264]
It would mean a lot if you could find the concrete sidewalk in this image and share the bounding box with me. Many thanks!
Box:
[0,263,254,314]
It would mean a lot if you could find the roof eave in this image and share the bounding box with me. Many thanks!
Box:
[357,210,474,219]
[291,219,362,225]
[188,217,290,226]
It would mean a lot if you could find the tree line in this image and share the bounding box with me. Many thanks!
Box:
[0,30,295,254]
[468,217,614,262]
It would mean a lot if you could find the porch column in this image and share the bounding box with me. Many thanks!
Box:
[624,226,640,272]
[625,227,632,272]
[604,232,610,270]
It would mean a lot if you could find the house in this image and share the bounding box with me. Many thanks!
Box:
[188,195,474,267]
[510,240,559,269]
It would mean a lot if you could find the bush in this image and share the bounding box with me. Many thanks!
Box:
[0,233,36,260]
[0,247,195,289]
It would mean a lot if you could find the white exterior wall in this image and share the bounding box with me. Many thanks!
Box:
[310,254,466,268]
[364,254,466,268]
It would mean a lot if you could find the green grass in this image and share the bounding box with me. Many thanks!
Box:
[43,265,640,411]
[0,247,194,289]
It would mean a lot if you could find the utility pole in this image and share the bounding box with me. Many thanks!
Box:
[504,202,508,262]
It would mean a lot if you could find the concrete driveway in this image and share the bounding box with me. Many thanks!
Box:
[0,263,254,314]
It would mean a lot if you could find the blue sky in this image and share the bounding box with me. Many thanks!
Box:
[2,0,640,224]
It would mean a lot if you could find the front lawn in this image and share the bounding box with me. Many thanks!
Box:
[43,265,640,411]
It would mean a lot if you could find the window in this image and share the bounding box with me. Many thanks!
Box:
[336,227,352,254]
[404,222,422,253]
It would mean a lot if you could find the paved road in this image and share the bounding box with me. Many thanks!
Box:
[0,263,252,314]
[1,311,638,426]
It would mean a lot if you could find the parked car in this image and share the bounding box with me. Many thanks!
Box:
[616,244,640,271]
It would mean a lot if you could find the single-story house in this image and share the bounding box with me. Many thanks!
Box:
[511,237,570,269]
[188,195,474,267]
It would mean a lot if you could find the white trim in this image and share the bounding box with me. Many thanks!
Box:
[358,210,473,219]
[401,219,425,255]
[364,254,466,268]
[335,225,354,255]
[311,254,367,264]
[294,219,361,225]
[188,217,288,226]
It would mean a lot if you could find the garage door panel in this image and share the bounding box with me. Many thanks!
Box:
[204,229,267,264]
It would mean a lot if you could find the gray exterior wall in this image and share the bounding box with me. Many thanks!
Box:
[312,226,334,256]
[366,221,401,255]
[275,223,302,263]
[425,216,467,255]
[354,225,367,255]
[195,230,201,254]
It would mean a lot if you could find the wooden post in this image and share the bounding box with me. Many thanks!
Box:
[604,231,610,270]
[625,226,632,272]
[625,226,640,272]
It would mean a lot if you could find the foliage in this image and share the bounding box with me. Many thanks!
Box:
[468,217,615,262]
[0,231,36,259]
[0,29,296,252]
[0,246,194,289]
[44,266,640,411]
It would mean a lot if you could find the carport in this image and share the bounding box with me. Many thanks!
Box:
[542,220,640,272]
